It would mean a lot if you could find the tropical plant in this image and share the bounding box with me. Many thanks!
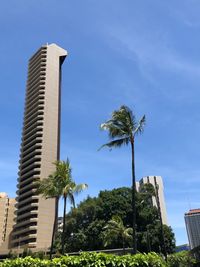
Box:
[103,215,132,253]
[55,160,88,254]
[99,105,145,254]
[36,159,88,256]
[36,173,61,259]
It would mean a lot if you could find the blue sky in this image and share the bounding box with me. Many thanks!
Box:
[1,0,200,246]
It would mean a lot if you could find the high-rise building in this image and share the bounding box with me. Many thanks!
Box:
[0,193,16,250]
[185,209,200,249]
[138,176,168,225]
[12,44,67,250]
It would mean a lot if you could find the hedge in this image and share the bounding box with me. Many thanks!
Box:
[0,251,196,267]
[167,251,196,267]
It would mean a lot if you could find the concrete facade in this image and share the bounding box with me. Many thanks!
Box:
[0,193,16,250]
[12,44,67,250]
[138,176,168,225]
[185,209,200,249]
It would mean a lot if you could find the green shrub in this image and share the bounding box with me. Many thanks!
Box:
[0,252,166,267]
[54,252,167,267]
[167,251,196,267]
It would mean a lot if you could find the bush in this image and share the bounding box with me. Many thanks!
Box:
[167,251,196,267]
[0,252,166,267]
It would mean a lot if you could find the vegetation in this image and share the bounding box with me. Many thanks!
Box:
[36,159,87,256]
[167,251,197,267]
[55,187,175,254]
[0,251,196,267]
[99,105,145,254]
[36,170,60,259]
[103,215,132,253]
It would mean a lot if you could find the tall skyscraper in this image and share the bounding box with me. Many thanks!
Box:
[185,209,200,249]
[12,44,67,250]
[138,176,168,225]
[0,193,16,250]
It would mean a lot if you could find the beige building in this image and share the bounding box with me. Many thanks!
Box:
[0,193,16,250]
[12,44,67,250]
[137,176,168,225]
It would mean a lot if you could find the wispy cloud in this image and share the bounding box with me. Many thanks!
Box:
[167,1,200,28]
[107,26,200,81]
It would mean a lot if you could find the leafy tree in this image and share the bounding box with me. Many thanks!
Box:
[99,105,145,253]
[58,187,175,254]
[103,215,132,253]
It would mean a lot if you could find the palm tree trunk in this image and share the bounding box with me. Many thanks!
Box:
[50,197,59,260]
[62,195,67,255]
[130,138,137,254]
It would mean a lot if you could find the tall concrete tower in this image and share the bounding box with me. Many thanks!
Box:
[12,44,67,250]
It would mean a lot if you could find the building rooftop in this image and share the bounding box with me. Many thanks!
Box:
[185,209,200,215]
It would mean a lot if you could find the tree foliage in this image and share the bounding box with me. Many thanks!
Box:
[56,187,175,254]
[103,215,132,252]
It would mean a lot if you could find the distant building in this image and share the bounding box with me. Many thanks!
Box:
[137,176,168,225]
[0,193,16,250]
[185,209,200,249]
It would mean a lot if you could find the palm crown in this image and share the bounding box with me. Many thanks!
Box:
[103,215,132,252]
[100,105,145,149]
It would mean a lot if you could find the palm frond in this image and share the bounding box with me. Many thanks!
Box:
[133,115,146,136]
[35,175,60,198]
[100,120,128,139]
[98,137,130,151]
[73,183,88,195]
[115,106,137,131]
[120,105,136,124]
[103,215,132,247]
[124,227,133,236]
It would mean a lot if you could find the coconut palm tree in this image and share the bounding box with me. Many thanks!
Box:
[99,105,145,254]
[36,159,88,256]
[36,173,60,260]
[103,215,132,254]
[56,160,88,254]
